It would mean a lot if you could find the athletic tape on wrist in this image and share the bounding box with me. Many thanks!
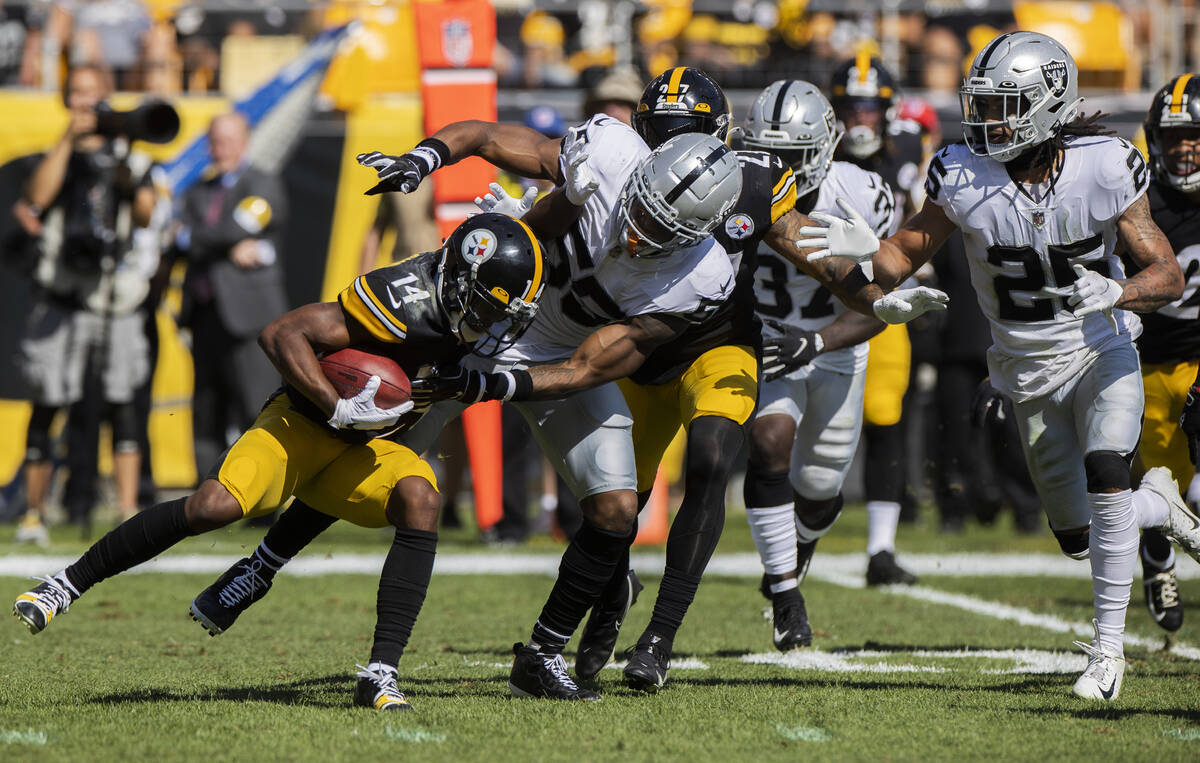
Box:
[415,138,451,171]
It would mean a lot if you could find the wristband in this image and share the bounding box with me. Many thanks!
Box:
[484,369,535,402]
[415,138,451,172]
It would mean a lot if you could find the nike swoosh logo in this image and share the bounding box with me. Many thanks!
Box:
[1100,677,1117,699]
[774,628,789,643]
[386,283,404,309]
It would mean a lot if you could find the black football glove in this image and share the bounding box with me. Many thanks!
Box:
[357,150,431,195]
[1180,381,1200,465]
[970,377,1009,428]
[410,366,524,406]
[760,319,823,381]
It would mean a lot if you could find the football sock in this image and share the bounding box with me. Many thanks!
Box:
[866,501,900,556]
[62,497,195,596]
[252,542,287,575]
[643,416,740,646]
[747,504,797,576]
[593,529,636,611]
[1088,489,1137,655]
[1130,487,1169,529]
[369,528,437,667]
[529,520,630,654]
[795,492,843,543]
[1140,529,1175,570]
[260,500,338,561]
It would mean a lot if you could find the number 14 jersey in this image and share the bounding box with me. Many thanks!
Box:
[925,135,1148,400]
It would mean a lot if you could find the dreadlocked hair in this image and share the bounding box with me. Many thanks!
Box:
[1007,110,1115,174]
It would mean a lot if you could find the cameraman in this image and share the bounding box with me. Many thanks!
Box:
[16,63,158,543]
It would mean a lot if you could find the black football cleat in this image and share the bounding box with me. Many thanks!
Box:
[866,550,917,586]
[189,556,274,636]
[353,665,413,711]
[576,570,643,680]
[509,643,600,700]
[13,576,74,634]
[1143,560,1183,633]
[622,635,671,693]
[772,591,813,651]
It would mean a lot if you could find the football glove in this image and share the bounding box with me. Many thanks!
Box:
[1067,263,1122,332]
[327,375,414,431]
[410,366,532,405]
[474,182,538,219]
[798,197,880,264]
[562,136,599,206]
[357,144,443,195]
[872,286,949,324]
[1180,380,1200,465]
[970,377,1009,428]
[760,320,823,381]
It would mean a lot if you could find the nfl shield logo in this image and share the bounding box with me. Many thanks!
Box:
[1031,210,1045,228]
[442,19,473,68]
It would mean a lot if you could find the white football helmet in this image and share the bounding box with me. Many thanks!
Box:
[743,80,843,197]
[615,133,742,257]
[960,31,1083,162]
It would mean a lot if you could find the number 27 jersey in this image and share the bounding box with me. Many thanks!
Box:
[925,136,1147,400]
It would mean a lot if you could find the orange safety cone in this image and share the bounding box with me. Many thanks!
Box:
[634,467,670,545]
[461,400,503,530]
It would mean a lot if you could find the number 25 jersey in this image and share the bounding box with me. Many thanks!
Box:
[925,136,1147,400]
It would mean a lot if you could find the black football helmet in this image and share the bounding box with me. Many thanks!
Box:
[439,213,546,355]
[1145,73,1200,192]
[829,52,899,160]
[633,66,731,150]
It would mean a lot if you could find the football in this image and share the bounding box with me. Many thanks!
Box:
[319,347,411,409]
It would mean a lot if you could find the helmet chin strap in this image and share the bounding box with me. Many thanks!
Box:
[844,126,882,158]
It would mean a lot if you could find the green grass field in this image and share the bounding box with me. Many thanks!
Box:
[2,508,1200,761]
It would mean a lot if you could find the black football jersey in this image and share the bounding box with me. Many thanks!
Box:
[631,150,796,385]
[282,250,466,440]
[1128,181,1200,364]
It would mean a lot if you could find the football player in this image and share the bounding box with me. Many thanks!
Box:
[190,117,747,702]
[741,81,897,650]
[830,52,929,585]
[800,31,1200,701]
[1126,72,1200,632]
[12,213,546,712]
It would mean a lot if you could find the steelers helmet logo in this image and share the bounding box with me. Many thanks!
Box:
[462,229,498,264]
[724,214,754,240]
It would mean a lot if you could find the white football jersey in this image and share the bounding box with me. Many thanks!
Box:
[754,161,900,375]
[926,136,1148,400]
[496,114,736,364]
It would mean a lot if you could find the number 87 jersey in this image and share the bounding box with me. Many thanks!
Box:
[925,135,1148,399]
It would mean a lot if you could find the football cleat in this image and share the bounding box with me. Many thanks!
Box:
[1142,467,1200,564]
[1071,620,1124,701]
[622,635,671,693]
[1143,562,1183,633]
[13,576,74,634]
[576,569,643,680]
[772,591,813,651]
[509,642,600,701]
[14,517,50,548]
[866,550,918,586]
[189,556,274,636]
[353,664,412,711]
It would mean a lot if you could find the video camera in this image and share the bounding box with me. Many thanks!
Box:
[95,100,181,144]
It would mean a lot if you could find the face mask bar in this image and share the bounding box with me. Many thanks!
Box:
[1152,126,1200,191]
[960,86,1038,158]
[618,170,710,258]
[748,124,842,196]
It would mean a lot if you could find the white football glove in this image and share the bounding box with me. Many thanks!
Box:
[562,137,599,206]
[327,375,414,431]
[797,197,880,264]
[872,286,949,324]
[1068,263,1122,332]
[474,182,538,219]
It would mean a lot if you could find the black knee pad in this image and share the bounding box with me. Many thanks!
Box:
[1053,526,1090,560]
[24,405,56,463]
[744,464,791,508]
[111,402,140,454]
[795,491,843,533]
[1083,450,1133,493]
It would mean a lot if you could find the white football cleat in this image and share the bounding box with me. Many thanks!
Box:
[1071,619,1124,701]
[1142,467,1200,563]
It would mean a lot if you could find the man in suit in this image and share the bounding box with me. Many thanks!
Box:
[175,111,288,478]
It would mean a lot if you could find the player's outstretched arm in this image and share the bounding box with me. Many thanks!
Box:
[412,314,687,405]
[1114,192,1184,312]
[358,121,564,195]
[258,302,359,416]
